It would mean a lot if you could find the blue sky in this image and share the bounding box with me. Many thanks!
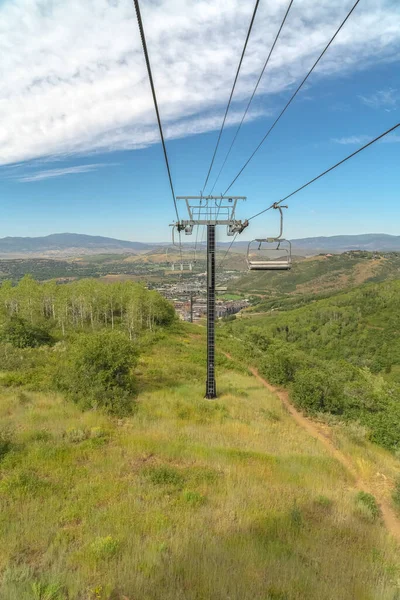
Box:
[0,0,399,242]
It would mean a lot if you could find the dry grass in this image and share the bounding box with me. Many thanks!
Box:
[0,329,399,599]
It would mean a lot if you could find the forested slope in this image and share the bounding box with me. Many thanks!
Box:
[222,279,400,451]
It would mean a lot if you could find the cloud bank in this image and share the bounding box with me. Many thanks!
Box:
[358,88,399,111]
[17,163,116,182]
[1,0,399,166]
[333,133,400,144]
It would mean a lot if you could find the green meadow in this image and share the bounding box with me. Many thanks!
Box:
[1,325,399,600]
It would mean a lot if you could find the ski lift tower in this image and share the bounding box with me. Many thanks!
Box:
[174,196,247,398]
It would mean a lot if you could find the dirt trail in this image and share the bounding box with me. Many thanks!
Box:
[224,352,400,543]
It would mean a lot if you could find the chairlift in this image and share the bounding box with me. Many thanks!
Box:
[165,226,194,273]
[192,243,207,270]
[246,204,292,271]
[247,238,292,271]
[165,246,193,272]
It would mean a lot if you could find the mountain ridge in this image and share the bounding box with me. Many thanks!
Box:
[0,232,151,256]
[0,232,399,257]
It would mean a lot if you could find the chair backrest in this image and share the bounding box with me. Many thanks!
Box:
[247,239,292,271]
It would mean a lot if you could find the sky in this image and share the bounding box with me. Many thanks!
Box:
[0,0,399,243]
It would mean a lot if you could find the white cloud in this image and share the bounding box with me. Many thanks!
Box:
[358,88,399,111]
[332,135,372,144]
[0,0,399,166]
[332,133,400,144]
[16,163,115,182]
[383,133,400,143]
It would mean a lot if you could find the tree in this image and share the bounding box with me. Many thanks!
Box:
[0,316,54,348]
[292,368,343,415]
[56,330,138,416]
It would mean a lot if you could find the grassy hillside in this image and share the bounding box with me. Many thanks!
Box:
[231,251,400,298]
[1,327,400,599]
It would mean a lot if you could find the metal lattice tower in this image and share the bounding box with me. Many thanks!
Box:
[173,196,248,399]
[206,224,216,398]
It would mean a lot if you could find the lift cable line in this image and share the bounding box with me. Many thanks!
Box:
[209,0,295,196]
[222,0,362,195]
[201,0,261,193]
[249,122,400,221]
[133,0,183,259]
[218,121,400,268]
[218,232,239,268]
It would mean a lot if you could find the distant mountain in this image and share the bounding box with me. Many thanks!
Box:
[0,232,399,258]
[0,233,151,257]
[290,234,400,253]
[218,234,400,254]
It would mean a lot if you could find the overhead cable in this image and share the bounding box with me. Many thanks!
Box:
[248,122,400,222]
[209,0,295,195]
[202,0,261,193]
[223,0,362,195]
[133,0,181,227]
[218,233,239,268]
[219,122,400,267]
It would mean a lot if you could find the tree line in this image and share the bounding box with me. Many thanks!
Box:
[0,275,175,338]
[0,276,177,416]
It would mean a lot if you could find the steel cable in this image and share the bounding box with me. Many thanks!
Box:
[209,0,295,195]
[219,122,400,266]
[133,0,183,259]
[223,0,362,195]
[202,0,261,193]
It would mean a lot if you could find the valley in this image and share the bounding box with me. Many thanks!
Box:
[0,245,399,599]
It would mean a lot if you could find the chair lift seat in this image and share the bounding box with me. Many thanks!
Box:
[248,260,291,271]
[246,206,292,272]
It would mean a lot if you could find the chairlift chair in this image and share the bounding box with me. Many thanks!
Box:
[247,238,292,271]
[246,204,292,271]
[165,245,178,272]
[165,226,194,273]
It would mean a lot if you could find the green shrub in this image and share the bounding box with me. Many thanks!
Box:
[65,428,90,443]
[32,581,65,600]
[0,470,53,498]
[265,589,289,600]
[0,430,13,460]
[363,404,400,451]
[89,536,120,561]
[339,421,370,445]
[354,491,381,522]
[292,368,344,414]
[289,503,303,530]
[0,316,54,348]
[17,390,30,404]
[314,495,333,510]
[245,328,271,352]
[1,370,34,387]
[55,330,137,416]
[260,345,307,386]
[182,490,206,505]
[145,465,185,487]
[0,365,51,390]
[29,430,52,442]
[260,408,281,422]
[222,314,237,322]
